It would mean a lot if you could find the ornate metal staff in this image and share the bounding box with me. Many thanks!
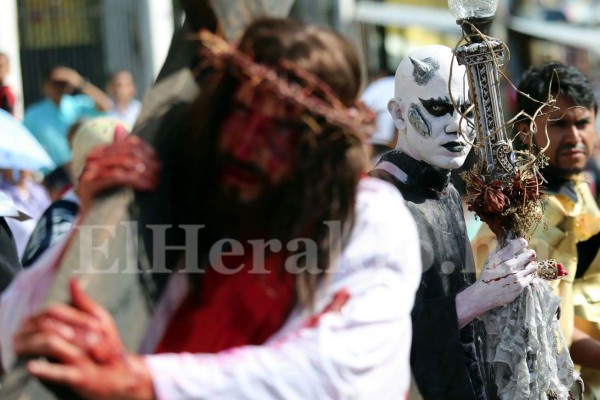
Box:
[450,0,531,245]
[448,0,581,398]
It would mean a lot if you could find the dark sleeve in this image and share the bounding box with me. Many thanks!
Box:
[22,199,79,268]
[0,217,22,293]
[577,231,600,278]
[411,292,478,400]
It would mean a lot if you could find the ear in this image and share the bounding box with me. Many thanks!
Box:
[514,120,532,146]
[388,98,407,132]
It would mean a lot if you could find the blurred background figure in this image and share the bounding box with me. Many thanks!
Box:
[23,65,111,171]
[106,70,141,127]
[22,117,129,267]
[0,169,50,257]
[0,108,55,257]
[41,164,75,203]
[40,119,88,203]
[361,71,398,166]
[0,52,15,116]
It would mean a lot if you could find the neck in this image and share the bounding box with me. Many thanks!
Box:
[395,134,420,162]
[544,164,579,182]
[395,135,447,174]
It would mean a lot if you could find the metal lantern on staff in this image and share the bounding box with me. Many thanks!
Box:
[448,0,582,398]
[450,0,539,244]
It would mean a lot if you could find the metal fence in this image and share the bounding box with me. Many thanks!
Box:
[18,0,105,107]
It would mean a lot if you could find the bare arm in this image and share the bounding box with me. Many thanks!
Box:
[79,80,112,112]
[456,283,493,329]
[50,67,112,112]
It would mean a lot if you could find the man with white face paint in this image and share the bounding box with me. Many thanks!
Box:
[390,45,474,170]
[370,45,537,399]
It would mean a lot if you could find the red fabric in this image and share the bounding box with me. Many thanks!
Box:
[0,86,15,115]
[155,250,296,354]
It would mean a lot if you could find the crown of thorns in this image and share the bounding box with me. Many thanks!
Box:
[194,30,375,140]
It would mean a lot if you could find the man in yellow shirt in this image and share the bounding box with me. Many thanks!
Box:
[473,61,600,398]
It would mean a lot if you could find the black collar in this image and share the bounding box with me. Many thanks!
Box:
[377,150,451,194]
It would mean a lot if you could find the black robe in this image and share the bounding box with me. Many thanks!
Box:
[370,151,495,400]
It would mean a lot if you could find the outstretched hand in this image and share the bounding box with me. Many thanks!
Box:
[77,132,161,215]
[12,279,154,400]
[456,238,537,328]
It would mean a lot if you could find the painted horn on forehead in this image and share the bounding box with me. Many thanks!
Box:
[409,56,440,86]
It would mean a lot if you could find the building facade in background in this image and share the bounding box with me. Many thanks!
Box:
[0,0,175,117]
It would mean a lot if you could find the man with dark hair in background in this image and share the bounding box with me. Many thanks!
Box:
[517,61,600,398]
[474,61,600,398]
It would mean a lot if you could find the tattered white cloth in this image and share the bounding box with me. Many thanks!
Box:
[481,279,580,400]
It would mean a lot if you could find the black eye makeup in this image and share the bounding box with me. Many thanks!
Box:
[420,97,454,117]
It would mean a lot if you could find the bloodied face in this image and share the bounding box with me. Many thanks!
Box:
[389,45,474,170]
[217,81,300,204]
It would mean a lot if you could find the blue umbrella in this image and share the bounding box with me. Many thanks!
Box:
[0,109,55,171]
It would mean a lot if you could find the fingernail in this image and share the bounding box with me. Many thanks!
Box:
[28,360,42,373]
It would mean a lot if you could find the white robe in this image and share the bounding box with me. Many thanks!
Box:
[0,177,421,400]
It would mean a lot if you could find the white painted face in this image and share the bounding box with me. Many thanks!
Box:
[388,45,474,170]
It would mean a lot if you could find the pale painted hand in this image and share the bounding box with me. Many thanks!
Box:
[456,238,537,328]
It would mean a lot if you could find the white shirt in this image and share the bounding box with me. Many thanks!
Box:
[142,177,421,399]
[108,99,142,128]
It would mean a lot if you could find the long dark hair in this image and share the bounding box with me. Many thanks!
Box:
[170,18,367,308]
